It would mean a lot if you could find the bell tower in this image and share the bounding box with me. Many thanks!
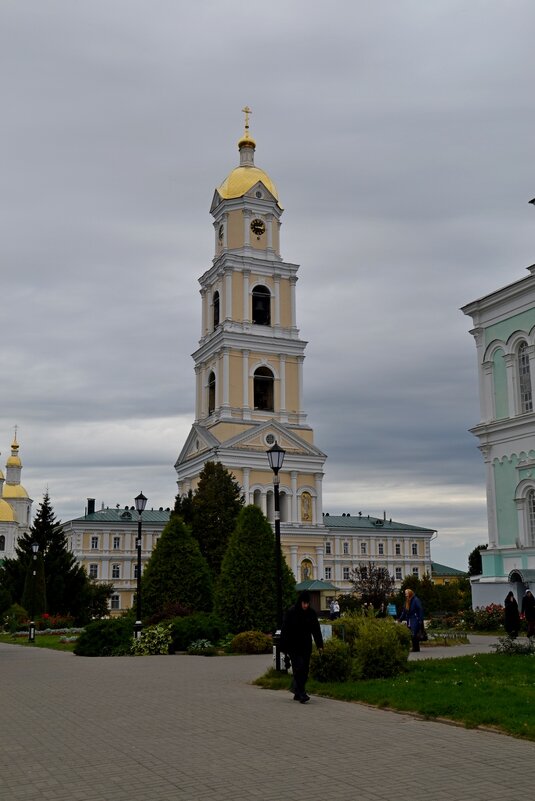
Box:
[175,110,326,577]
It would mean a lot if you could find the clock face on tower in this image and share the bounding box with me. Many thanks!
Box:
[250,218,266,237]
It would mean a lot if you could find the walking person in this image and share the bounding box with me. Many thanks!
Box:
[329,598,340,620]
[521,589,535,638]
[280,591,323,704]
[398,588,424,652]
[504,591,520,638]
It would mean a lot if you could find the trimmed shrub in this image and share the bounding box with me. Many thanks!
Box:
[3,603,28,633]
[169,612,226,652]
[310,638,352,683]
[74,618,133,657]
[350,618,411,679]
[131,624,172,656]
[230,630,272,654]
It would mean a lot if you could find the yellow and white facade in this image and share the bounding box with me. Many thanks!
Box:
[0,434,33,560]
[175,113,328,577]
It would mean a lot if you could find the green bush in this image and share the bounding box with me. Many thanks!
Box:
[169,612,226,652]
[74,618,133,656]
[131,624,172,656]
[187,639,218,656]
[310,637,352,682]
[230,630,272,654]
[493,635,535,655]
[351,618,410,679]
[3,603,28,633]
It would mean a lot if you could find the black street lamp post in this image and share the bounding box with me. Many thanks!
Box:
[28,542,39,643]
[266,441,286,671]
[134,492,147,640]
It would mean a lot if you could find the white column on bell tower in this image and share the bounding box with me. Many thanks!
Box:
[242,350,250,418]
[274,273,281,327]
[222,347,230,409]
[290,276,297,329]
[224,270,232,319]
[242,270,250,322]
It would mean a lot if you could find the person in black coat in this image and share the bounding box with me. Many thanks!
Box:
[504,591,520,638]
[279,591,324,704]
[521,589,535,638]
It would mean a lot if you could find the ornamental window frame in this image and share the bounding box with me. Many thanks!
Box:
[517,340,533,413]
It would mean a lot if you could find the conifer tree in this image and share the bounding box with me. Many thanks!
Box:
[141,515,213,619]
[215,505,296,633]
[0,492,88,620]
[190,462,244,576]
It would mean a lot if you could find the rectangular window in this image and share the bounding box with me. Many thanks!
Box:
[411,543,418,556]
[110,594,120,610]
[325,542,332,555]
[378,543,384,555]
[133,564,139,579]
[112,564,120,579]
[360,542,367,555]
[89,564,98,579]
[343,567,350,580]
[113,536,121,550]
[395,567,402,580]
[412,567,419,578]
[343,542,349,555]
[91,536,99,550]
[395,543,401,555]
[324,567,332,580]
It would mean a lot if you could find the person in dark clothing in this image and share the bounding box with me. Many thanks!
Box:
[279,591,324,703]
[504,591,520,638]
[398,588,424,652]
[521,589,535,638]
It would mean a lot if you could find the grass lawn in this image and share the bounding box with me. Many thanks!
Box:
[0,633,76,653]
[255,653,535,741]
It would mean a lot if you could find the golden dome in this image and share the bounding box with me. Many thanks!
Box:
[217,165,279,202]
[2,484,28,499]
[6,455,21,468]
[0,499,15,522]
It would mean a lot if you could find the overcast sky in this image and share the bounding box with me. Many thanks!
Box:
[2,1,535,570]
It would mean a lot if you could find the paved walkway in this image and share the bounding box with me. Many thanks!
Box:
[1,640,534,801]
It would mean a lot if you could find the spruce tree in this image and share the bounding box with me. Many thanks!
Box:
[215,505,296,633]
[141,515,213,619]
[190,462,244,576]
[0,492,88,620]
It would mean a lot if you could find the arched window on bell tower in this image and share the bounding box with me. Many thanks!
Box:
[252,285,271,326]
[213,291,220,329]
[528,488,535,545]
[254,366,274,411]
[518,341,533,413]
[208,371,216,415]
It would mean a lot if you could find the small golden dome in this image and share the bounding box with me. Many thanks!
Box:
[6,455,21,468]
[0,498,15,522]
[2,484,28,499]
[217,166,279,202]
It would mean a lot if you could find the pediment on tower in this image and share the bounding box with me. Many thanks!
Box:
[175,424,221,466]
[210,189,224,214]
[219,422,326,459]
[243,180,278,205]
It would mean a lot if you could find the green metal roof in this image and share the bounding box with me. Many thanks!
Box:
[295,579,339,592]
[431,561,466,577]
[69,508,171,524]
[323,514,435,533]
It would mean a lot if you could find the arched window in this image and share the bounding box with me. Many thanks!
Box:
[528,489,535,545]
[252,285,271,326]
[518,341,533,413]
[208,371,216,414]
[0,535,5,551]
[254,366,274,411]
[213,291,220,329]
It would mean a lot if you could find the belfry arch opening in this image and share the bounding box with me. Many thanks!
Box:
[207,371,216,415]
[213,291,220,329]
[252,285,271,326]
[254,366,274,411]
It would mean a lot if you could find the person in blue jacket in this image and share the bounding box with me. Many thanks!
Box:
[398,588,424,652]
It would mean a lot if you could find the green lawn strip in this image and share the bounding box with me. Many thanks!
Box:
[0,634,76,652]
[255,654,535,740]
